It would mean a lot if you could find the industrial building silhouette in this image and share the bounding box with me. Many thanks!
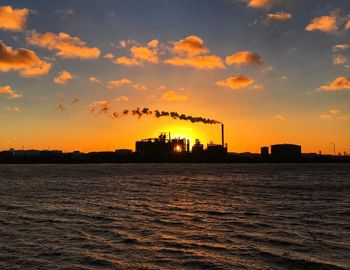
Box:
[0,124,348,163]
[135,124,227,162]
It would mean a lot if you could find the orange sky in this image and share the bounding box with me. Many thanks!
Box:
[1,1,350,155]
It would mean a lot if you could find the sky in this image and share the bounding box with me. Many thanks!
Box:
[0,0,350,154]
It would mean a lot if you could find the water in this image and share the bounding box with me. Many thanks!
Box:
[0,164,349,270]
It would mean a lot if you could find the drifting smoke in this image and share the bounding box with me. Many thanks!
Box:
[112,107,221,124]
[58,98,79,112]
[90,100,111,114]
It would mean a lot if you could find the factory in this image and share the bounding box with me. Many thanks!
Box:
[135,123,227,161]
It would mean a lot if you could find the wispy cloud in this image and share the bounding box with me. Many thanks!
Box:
[320,77,350,91]
[55,8,74,19]
[27,31,101,59]
[6,106,20,112]
[106,78,132,89]
[264,12,292,26]
[333,55,347,66]
[0,85,22,99]
[89,76,101,84]
[115,96,129,102]
[274,114,285,121]
[333,44,349,51]
[161,90,188,102]
[133,84,147,91]
[320,109,350,120]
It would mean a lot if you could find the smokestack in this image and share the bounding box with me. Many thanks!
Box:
[221,123,224,147]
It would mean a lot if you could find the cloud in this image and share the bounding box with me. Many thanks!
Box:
[320,77,350,91]
[133,83,147,91]
[0,85,22,99]
[165,35,225,70]
[118,39,138,48]
[113,56,141,66]
[55,9,74,19]
[119,40,127,48]
[6,106,20,112]
[274,114,285,121]
[114,45,158,66]
[265,12,292,25]
[346,20,350,30]
[130,46,158,63]
[216,75,254,90]
[247,0,279,9]
[89,76,101,84]
[333,44,349,51]
[107,78,132,89]
[165,55,225,70]
[329,109,339,115]
[0,5,29,32]
[161,90,188,101]
[54,71,73,85]
[114,36,223,70]
[306,16,337,33]
[115,96,129,102]
[225,51,263,66]
[320,109,350,120]
[27,31,101,59]
[171,35,209,57]
[0,40,51,77]
[147,39,159,48]
[104,53,114,59]
[333,55,347,66]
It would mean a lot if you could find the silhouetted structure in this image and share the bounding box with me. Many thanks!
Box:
[207,142,227,161]
[135,126,227,162]
[261,147,269,160]
[271,144,302,162]
[136,133,188,154]
[1,126,349,163]
[192,139,204,155]
[221,124,225,147]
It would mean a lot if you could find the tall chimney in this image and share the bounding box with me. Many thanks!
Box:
[221,123,224,147]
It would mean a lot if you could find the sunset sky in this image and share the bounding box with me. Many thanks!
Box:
[1,0,350,154]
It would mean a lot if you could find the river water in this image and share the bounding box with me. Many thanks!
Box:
[0,164,349,269]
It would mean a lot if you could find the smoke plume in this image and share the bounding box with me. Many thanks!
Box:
[112,107,221,124]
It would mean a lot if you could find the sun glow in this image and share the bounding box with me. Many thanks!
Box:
[156,124,210,147]
[174,145,182,152]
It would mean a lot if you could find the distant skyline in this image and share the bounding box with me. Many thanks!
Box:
[0,0,350,154]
